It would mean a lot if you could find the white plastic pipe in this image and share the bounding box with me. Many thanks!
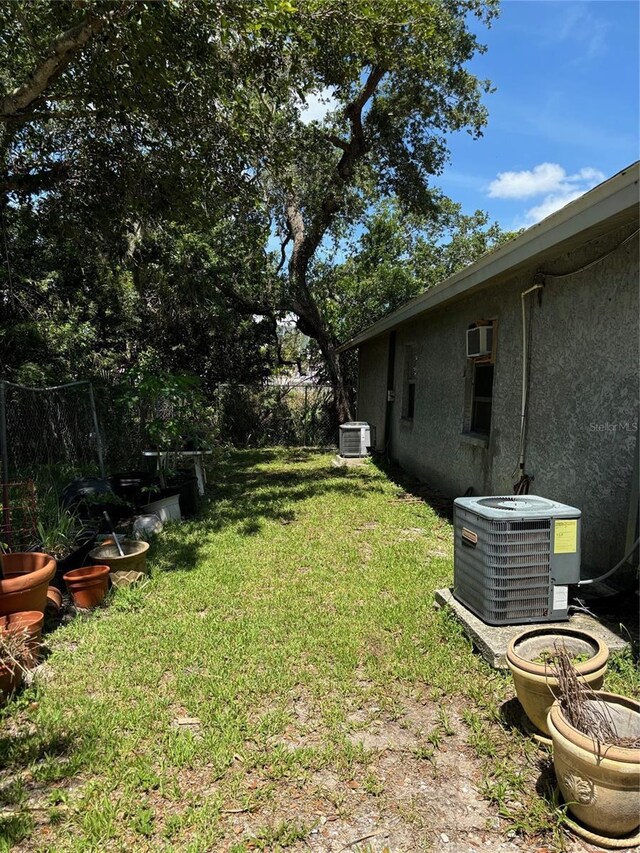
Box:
[517,283,544,473]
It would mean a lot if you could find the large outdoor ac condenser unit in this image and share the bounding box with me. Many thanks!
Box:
[453,495,581,625]
[339,422,375,457]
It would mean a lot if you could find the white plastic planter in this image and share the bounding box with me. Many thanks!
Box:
[141,493,182,523]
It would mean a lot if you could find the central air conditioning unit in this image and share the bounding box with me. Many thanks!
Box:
[339,421,375,457]
[466,325,493,358]
[453,495,581,625]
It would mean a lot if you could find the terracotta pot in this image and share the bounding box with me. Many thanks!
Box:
[548,692,640,837]
[507,627,609,736]
[89,540,150,576]
[0,610,44,664]
[63,564,110,609]
[0,664,22,705]
[0,553,57,616]
[46,586,63,615]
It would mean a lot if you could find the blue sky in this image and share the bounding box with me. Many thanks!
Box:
[296,0,639,246]
[437,0,639,229]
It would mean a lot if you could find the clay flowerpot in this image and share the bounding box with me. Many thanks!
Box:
[0,610,44,663]
[46,586,63,616]
[548,692,640,838]
[89,539,150,576]
[0,553,56,616]
[63,564,110,609]
[507,627,609,737]
[0,664,22,705]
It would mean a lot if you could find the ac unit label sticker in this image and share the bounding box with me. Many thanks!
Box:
[554,519,577,554]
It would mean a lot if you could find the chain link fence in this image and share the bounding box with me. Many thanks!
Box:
[212,382,336,448]
[0,378,337,481]
[0,380,104,481]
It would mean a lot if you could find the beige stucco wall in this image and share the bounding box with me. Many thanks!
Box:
[357,333,389,451]
[356,220,639,572]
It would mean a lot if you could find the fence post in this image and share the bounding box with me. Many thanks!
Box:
[87,382,106,477]
[0,381,8,482]
[303,386,308,447]
[0,381,11,559]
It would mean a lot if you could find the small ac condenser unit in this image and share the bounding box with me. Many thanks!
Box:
[453,495,581,625]
[339,422,375,457]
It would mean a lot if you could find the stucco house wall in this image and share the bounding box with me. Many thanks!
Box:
[356,332,388,452]
[355,220,638,572]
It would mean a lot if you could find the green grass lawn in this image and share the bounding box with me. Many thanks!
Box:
[0,449,637,852]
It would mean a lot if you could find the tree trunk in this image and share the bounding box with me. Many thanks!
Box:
[289,271,353,424]
[315,328,352,424]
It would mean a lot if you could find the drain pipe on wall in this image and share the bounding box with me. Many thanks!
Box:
[514,275,545,488]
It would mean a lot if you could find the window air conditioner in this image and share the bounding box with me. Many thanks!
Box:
[466,325,493,358]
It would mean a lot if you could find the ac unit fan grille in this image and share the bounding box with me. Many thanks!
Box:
[476,496,554,512]
[454,511,552,624]
[341,432,363,455]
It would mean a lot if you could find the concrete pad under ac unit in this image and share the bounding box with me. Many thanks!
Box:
[435,587,629,669]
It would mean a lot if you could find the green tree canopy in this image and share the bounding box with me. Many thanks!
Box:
[1,0,505,425]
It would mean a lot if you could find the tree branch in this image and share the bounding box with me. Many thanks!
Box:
[0,109,108,122]
[2,163,69,194]
[210,277,273,316]
[0,14,106,119]
[276,233,291,274]
[323,133,349,152]
[288,64,385,275]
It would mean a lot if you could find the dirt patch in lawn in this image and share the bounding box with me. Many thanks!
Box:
[215,689,587,853]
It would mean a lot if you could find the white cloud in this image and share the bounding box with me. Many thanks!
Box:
[524,190,586,224]
[487,162,605,226]
[298,88,338,125]
[488,163,566,199]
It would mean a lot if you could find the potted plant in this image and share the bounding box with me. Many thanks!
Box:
[0,626,32,704]
[547,649,640,841]
[34,491,96,580]
[506,626,609,738]
[0,611,44,665]
[108,471,157,511]
[77,491,134,525]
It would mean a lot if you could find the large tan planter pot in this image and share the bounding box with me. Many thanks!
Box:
[0,553,57,616]
[507,627,609,737]
[548,692,640,838]
[89,540,150,576]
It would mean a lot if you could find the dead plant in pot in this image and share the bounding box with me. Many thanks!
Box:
[0,628,32,704]
[547,645,640,844]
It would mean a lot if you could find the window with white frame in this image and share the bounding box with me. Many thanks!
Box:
[462,320,497,437]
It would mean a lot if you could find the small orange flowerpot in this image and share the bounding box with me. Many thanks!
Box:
[46,586,63,615]
[0,610,44,665]
[63,565,110,609]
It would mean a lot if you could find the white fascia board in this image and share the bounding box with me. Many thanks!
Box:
[338,162,639,352]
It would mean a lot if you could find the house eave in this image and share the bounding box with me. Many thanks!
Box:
[337,161,639,353]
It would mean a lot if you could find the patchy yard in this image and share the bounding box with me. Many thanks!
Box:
[0,449,637,852]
